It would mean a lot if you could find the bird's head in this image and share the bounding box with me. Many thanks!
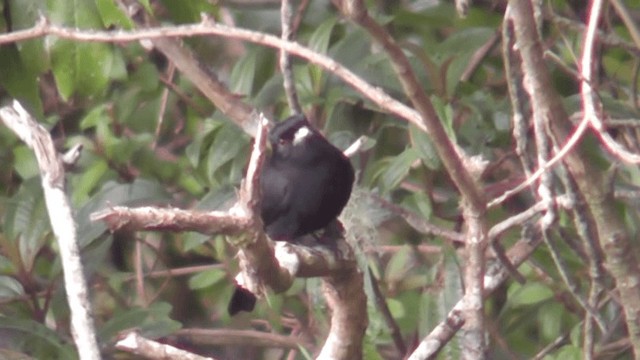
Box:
[269,114,317,160]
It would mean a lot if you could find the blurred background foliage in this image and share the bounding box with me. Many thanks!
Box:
[0,0,639,359]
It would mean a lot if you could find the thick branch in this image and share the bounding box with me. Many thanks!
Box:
[333,2,488,357]
[509,0,640,355]
[318,267,367,360]
[150,37,257,136]
[0,101,101,360]
[90,206,252,235]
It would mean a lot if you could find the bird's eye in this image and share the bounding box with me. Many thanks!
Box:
[278,138,287,145]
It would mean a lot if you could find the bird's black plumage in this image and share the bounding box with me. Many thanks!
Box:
[228,114,355,315]
[260,114,355,241]
[227,285,257,316]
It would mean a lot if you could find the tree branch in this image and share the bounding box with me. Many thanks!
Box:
[0,15,423,136]
[332,2,489,357]
[280,0,302,114]
[116,331,217,360]
[0,101,101,360]
[408,226,544,359]
[93,114,366,359]
[508,0,640,356]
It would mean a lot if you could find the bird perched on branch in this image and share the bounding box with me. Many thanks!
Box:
[228,114,355,315]
[260,114,355,241]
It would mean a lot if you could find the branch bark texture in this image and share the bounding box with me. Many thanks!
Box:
[508,0,640,356]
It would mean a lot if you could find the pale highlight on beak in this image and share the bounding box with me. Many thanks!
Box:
[293,126,312,146]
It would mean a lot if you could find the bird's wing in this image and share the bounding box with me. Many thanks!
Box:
[259,164,292,225]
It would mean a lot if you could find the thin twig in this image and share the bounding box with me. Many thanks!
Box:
[610,0,640,50]
[579,0,640,164]
[460,29,501,82]
[368,267,407,356]
[152,62,176,149]
[280,0,302,114]
[487,115,591,207]
[550,14,640,55]
[0,15,424,135]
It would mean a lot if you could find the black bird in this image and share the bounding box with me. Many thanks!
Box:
[260,114,355,241]
[228,114,355,315]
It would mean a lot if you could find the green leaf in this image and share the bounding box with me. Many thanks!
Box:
[437,28,495,56]
[0,316,77,359]
[329,28,371,69]
[182,188,236,250]
[409,123,441,170]
[113,87,161,132]
[361,335,384,360]
[137,0,152,14]
[130,62,160,93]
[185,120,220,168]
[394,5,456,29]
[508,282,553,307]
[9,0,49,74]
[419,291,440,336]
[230,49,258,95]
[3,179,50,270]
[12,146,39,180]
[177,171,205,196]
[401,192,432,220]
[0,46,43,118]
[206,123,249,185]
[297,344,314,360]
[99,302,181,341]
[158,0,215,23]
[95,0,134,29]
[0,276,24,299]
[356,52,406,94]
[254,73,285,108]
[79,104,109,130]
[385,246,411,283]
[70,158,110,205]
[569,322,583,348]
[194,187,237,211]
[48,0,115,98]
[378,148,419,193]
[431,96,456,141]
[188,269,226,290]
[105,134,153,164]
[386,297,405,319]
[435,28,493,95]
[76,179,172,247]
[0,254,15,273]
[441,249,463,311]
[538,302,564,341]
[50,40,115,99]
[308,16,339,54]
